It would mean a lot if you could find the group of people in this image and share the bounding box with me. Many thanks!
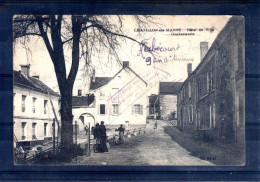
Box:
[91,121,108,153]
[90,122,125,153]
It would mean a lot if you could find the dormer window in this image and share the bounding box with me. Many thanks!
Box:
[78,89,82,96]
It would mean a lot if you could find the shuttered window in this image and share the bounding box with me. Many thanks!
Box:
[132,104,143,115]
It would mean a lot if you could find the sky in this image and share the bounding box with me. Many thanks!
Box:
[13,15,231,95]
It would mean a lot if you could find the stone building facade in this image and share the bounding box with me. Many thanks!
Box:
[177,16,245,150]
[158,82,183,120]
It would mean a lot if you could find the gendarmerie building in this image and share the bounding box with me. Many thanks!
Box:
[177,16,245,149]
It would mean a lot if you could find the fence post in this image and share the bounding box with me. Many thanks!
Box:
[88,122,90,156]
[52,118,55,155]
[75,120,77,146]
[75,120,77,164]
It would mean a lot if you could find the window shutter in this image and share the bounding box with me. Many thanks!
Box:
[132,105,134,115]
[97,104,100,115]
[140,105,143,115]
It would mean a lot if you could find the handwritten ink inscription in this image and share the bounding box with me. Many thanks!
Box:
[135,37,194,65]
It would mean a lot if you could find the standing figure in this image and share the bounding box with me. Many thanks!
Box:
[84,125,89,135]
[99,121,108,152]
[93,123,101,153]
[117,124,125,144]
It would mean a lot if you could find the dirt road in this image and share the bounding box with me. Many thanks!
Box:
[73,120,214,165]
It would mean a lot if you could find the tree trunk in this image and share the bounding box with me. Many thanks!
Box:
[60,83,74,154]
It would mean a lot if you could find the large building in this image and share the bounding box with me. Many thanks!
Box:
[13,65,60,149]
[157,82,183,120]
[177,16,245,149]
[72,61,148,130]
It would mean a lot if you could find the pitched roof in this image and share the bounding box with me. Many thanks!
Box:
[13,70,60,97]
[89,77,113,90]
[89,66,147,91]
[159,82,183,95]
[72,94,95,107]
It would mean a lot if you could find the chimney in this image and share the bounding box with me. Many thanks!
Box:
[20,64,30,78]
[187,63,192,77]
[200,42,208,61]
[123,61,129,68]
[92,69,95,82]
[32,75,39,79]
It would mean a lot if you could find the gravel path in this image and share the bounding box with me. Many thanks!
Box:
[73,120,214,166]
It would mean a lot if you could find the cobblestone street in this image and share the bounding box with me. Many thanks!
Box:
[71,120,214,166]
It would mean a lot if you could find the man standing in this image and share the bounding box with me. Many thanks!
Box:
[117,124,125,144]
[100,121,108,152]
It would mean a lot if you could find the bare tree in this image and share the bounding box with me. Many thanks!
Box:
[13,15,158,157]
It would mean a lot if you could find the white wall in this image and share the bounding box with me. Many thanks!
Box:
[73,68,147,126]
[13,85,60,142]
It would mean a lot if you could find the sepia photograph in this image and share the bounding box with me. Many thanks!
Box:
[13,15,245,166]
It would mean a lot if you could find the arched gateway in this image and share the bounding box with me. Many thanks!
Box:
[74,113,96,132]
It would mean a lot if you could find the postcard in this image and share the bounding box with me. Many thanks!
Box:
[13,15,245,166]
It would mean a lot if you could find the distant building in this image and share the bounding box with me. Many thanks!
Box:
[157,82,183,120]
[148,94,159,119]
[177,16,245,149]
[72,61,148,129]
[13,65,60,149]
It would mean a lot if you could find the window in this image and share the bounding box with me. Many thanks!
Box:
[32,97,36,113]
[182,87,185,100]
[132,104,143,115]
[188,82,191,98]
[215,50,219,63]
[194,80,197,100]
[21,122,26,140]
[44,100,48,114]
[100,104,106,115]
[221,50,227,64]
[44,123,48,137]
[78,89,82,96]
[22,95,26,112]
[112,104,119,115]
[207,72,210,91]
[196,109,200,129]
[207,68,214,92]
[32,123,37,139]
[210,103,215,128]
[188,105,193,123]
[197,80,201,99]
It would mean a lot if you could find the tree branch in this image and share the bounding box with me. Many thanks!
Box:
[14,33,42,39]
[34,15,55,60]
